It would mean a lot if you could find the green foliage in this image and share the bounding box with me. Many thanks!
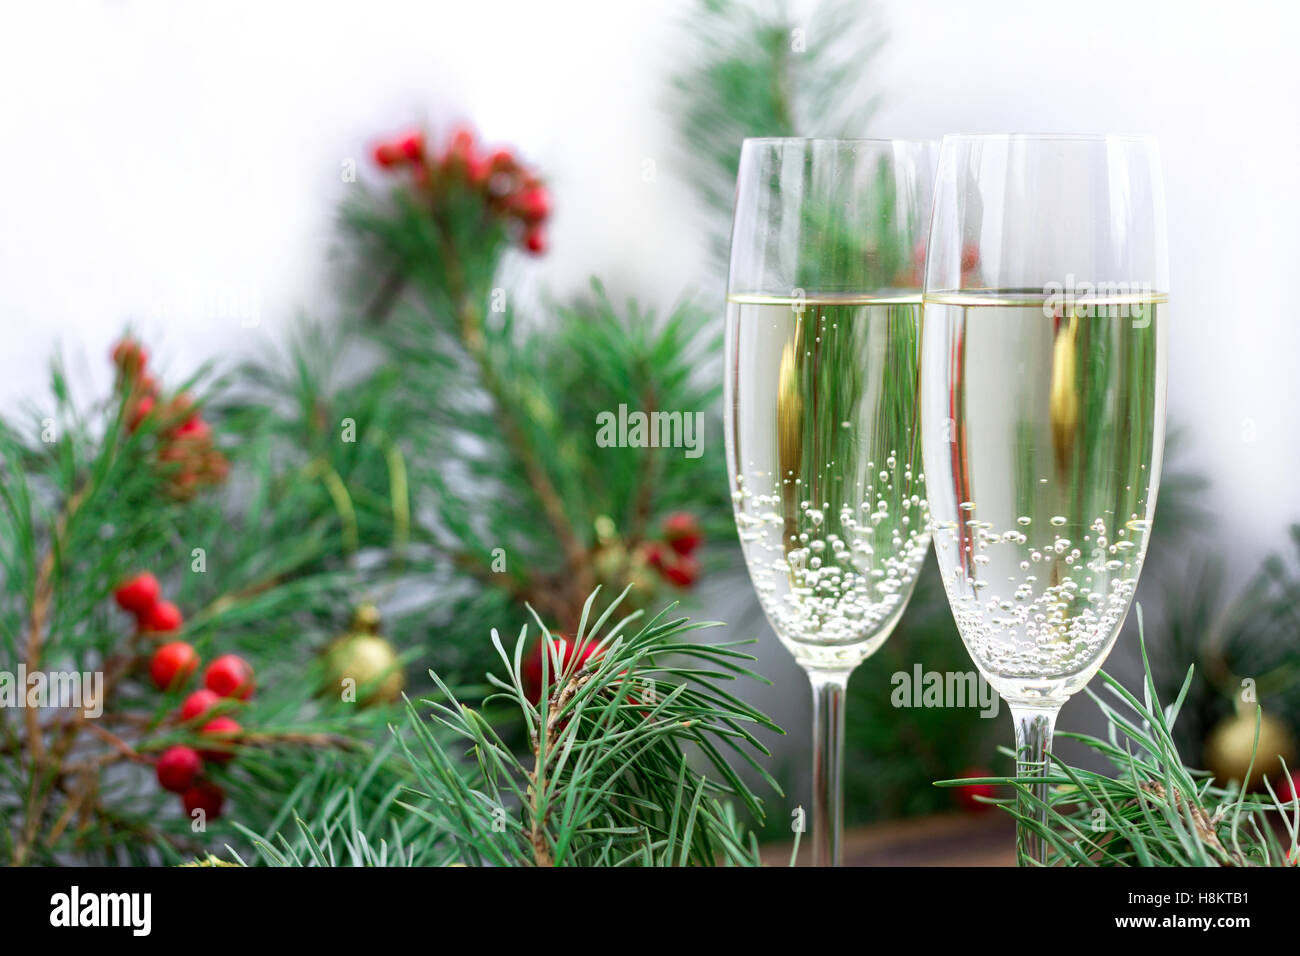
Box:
[0,354,404,865]
[235,590,782,866]
[341,177,511,320]
[228,739,445,867]
[4,80,742,864]
[671,0,887,266]
[546,282,728,532]
[939,629,1300,866]
[312,145,738,656]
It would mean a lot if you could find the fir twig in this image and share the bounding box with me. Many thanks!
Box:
[937,624,1300,866]
[236,587,783,867]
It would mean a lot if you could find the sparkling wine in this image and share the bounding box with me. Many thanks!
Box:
[725,294,930,670]
[921,291,1168,702]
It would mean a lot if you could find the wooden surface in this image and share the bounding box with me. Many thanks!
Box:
[762,812,1018,867]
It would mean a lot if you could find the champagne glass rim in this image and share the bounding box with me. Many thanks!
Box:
[940,132,1158,144]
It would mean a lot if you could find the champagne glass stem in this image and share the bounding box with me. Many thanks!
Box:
[1010,704,1060,866]
[809,670,849,867]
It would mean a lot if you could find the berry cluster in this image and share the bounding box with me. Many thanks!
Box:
[114,571,183,635]
[112,337,228,500]
[371,126,551,256]
[114,573,255,820]
[644,512,703,589]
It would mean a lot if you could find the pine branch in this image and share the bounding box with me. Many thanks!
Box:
[937,619,1300,866]
[234,588,783,867]
[335,149,732,635]
[443,264,590,597]
[0,344,412,865]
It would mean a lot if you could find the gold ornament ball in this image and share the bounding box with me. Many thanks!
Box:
[1204,710,1296,788]
[323,604,404,706]
[324,633,404,705]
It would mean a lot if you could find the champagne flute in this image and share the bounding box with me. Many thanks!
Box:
[920,134,1169,864]
[724,138,937,866]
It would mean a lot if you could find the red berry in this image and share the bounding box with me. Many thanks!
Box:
[111,338,148,376]
[523,225,547,255]
[141,600,184,634]
[114,572,160,615]
[198,716,241,763]
[150,642,199,691]
[398,131,424,162]
[960,243,980,273]
[446,127,475,161]
[161,392,195,428]
[513,186,550,223]
[127,394,156,432]
[522,634,601,704]
[468,155,492,186]
[644,542,666,570]
[373,141,405,168]
[178,688,221,723]
[181,781,224,820]
[486,149,517,174]
[662,512,703,555]
[659,554,699,589]
[155,746,202,793]
[204,654,254,700]
[172,416,211,441]
[955,768,996,813]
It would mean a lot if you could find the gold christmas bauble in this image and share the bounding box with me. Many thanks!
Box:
[1204,709,1296,789]
[322,604,404,706]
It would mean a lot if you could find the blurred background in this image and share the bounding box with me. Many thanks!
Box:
[5,0,1297,574]
[3,0,1298,863]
